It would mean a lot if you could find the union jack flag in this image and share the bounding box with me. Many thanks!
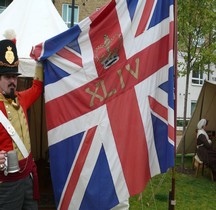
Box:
[31,0,175,209]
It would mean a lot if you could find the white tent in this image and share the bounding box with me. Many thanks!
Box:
[0,0,68,77]
[177,80,216,154]
[0,0,68,160]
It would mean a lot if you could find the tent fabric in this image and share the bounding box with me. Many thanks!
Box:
[0,0,68,77]
[177,80,216,154]
[0,0,68,160]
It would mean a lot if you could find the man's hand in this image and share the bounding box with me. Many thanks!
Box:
[34,62,43,82]
[0,150,6,171]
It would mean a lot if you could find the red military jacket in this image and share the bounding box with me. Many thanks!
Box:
[0,79,43,153]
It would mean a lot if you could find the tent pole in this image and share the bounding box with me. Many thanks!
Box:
[199,85,205,120]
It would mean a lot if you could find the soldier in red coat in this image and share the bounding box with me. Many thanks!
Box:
[0,32,43,210]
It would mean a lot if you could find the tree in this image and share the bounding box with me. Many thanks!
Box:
[177,0,216,169]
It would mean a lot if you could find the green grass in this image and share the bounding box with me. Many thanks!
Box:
[129,155,216,210]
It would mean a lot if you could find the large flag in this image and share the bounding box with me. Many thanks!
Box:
[31,0,175,209]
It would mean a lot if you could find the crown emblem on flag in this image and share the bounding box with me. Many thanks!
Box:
[95,34,122,69]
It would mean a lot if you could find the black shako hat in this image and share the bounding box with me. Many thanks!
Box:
[0,39,20,75]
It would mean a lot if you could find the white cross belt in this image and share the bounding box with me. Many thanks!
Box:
[0,110,29,158]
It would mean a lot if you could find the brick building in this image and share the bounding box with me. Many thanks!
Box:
[53,0,110,27]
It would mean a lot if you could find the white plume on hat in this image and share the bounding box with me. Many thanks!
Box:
[3,29,16,40]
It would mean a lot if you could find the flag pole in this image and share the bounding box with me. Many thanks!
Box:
[168,0,178,209]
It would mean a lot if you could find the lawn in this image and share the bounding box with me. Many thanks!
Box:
[129,155,216,210]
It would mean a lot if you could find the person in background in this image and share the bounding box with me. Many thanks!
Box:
[0,30,43,210]
[196,118,216,181]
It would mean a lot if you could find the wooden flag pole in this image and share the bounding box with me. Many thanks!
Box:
[169,0,178,209]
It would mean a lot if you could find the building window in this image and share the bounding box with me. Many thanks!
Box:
[191,101,196,116]
[0,0,12,13]
[211,76,216,82]
[0,0,12,6]
[62,4,79,28]
[0,6,5,13]
[192,70,203,85]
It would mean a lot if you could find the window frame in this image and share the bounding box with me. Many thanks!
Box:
[191,70,204,85]
[62,4,79,28]
[191,101,197,116]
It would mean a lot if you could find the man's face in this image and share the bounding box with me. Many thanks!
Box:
[0,74,18,95]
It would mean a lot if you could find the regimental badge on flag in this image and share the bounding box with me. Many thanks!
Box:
[31,0,175,209]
